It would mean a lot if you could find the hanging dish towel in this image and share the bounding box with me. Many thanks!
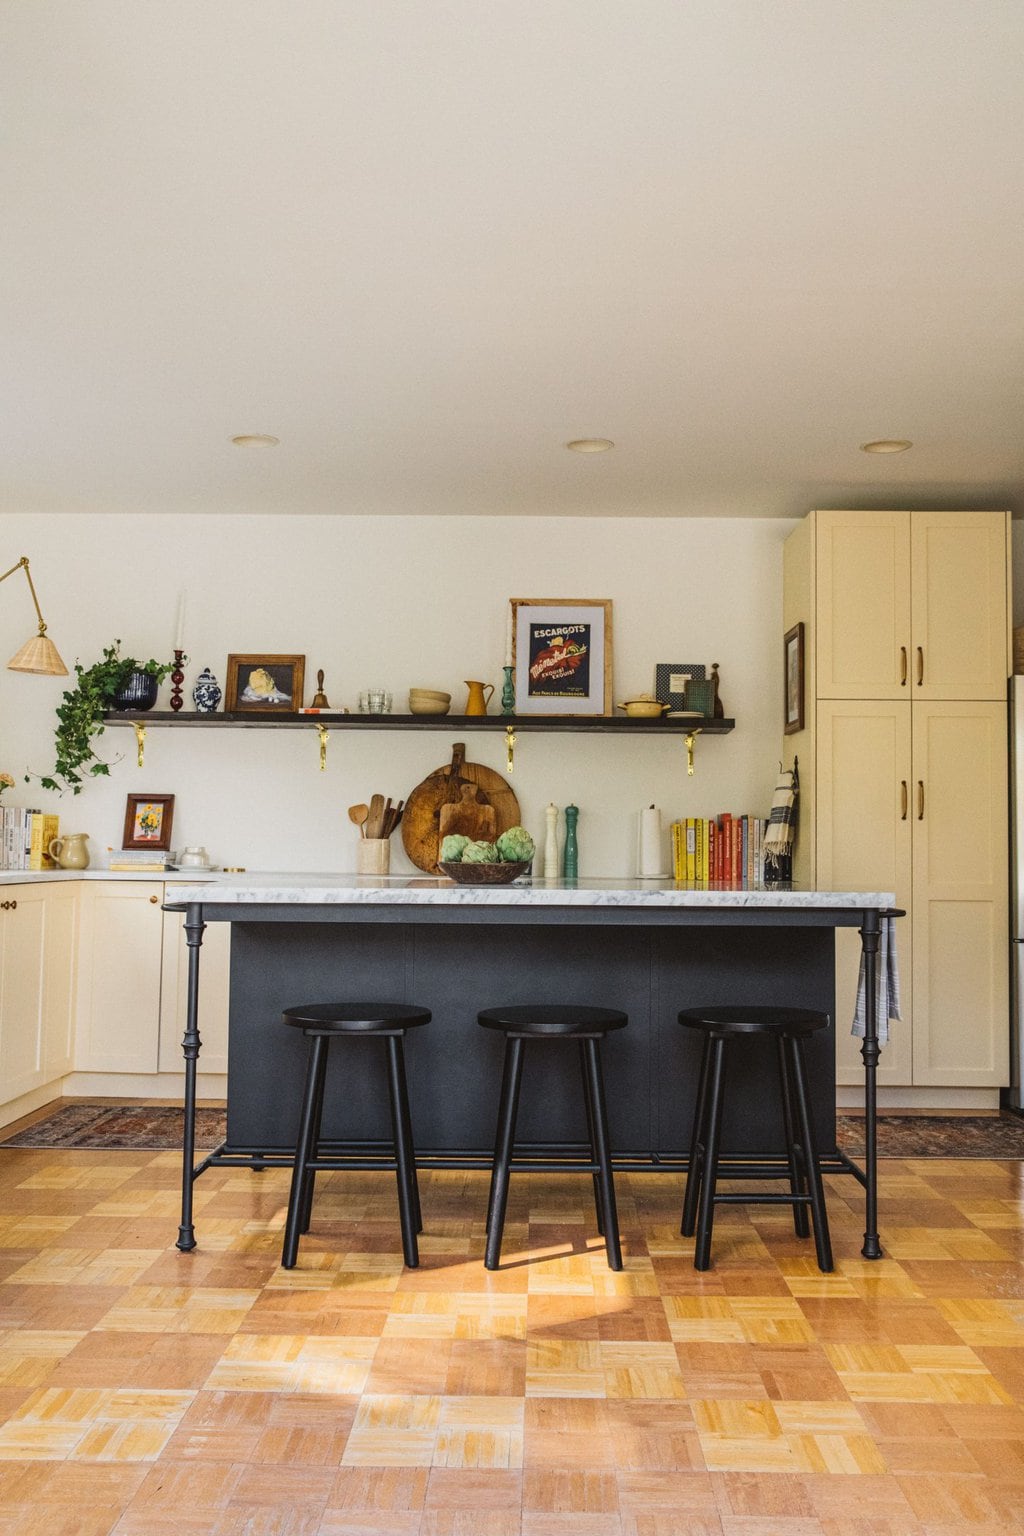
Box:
[851,915,901,1046]
[763,767,797,877]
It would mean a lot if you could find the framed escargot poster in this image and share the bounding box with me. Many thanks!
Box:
[509,599,612,716]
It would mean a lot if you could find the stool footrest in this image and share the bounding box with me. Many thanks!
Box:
[712,1191,813,1206]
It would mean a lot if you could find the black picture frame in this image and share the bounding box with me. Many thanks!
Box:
[784,623,805,734]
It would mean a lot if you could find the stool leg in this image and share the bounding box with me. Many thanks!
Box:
[299,1036,330,1234]
[786,1035,834,1273]
[583,1037,622,1271]
[693,1037,727,1272]
[385,1036,419,1269]
[681,1033,713,1238]
[393,1038,422,1234]
[485,1037,525,1271]
[282,1034,327,1270]
[578,1040,604,1236]
[776,1036,810,1239]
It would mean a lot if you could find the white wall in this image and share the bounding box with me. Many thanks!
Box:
[0,512,795,876]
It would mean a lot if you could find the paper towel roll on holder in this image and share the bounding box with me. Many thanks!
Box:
[637,803,668,879]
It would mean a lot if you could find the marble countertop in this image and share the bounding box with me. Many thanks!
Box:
[162,872,897,909]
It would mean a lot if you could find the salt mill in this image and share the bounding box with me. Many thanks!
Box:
[563,804,579,880]
[544,803,559,879]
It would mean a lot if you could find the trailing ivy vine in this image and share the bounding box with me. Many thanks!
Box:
[39,642,174,794]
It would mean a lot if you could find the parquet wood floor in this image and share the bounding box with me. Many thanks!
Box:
[0,1149,1021,1534]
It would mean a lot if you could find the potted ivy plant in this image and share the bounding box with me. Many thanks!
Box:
[41,642,175,794]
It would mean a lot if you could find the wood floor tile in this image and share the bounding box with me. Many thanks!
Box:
[0,1154,1022,1531]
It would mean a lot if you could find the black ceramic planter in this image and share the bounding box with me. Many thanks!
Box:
[112,670,159,711]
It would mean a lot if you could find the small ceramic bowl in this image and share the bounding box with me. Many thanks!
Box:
[438,859,530,885]
[408,696,451,715]
[409,688,451,702]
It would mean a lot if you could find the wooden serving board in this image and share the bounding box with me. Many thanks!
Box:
[402,742,520,872]
[439,783,498,846]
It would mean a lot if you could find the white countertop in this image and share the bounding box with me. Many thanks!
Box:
[161,872,897,909]
[0,869,896,908]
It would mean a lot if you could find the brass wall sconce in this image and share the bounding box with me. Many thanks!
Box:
[0,556,68,675]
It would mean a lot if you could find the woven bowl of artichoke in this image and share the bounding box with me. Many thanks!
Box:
[437,826,535,884]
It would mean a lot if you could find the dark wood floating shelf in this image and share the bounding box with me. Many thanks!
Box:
[105,710,736,736]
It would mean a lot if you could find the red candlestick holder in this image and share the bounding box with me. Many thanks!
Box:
[170,649,185,712]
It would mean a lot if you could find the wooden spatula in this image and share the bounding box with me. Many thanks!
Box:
[366,793,386,839]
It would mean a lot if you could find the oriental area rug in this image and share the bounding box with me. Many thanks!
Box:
[3,1103,1024,1158]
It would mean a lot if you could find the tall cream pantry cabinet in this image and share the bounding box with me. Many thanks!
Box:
[783,510,1011,1106]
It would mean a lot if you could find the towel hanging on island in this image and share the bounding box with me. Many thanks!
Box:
[763,766,797,877]
[851,915,901,1047]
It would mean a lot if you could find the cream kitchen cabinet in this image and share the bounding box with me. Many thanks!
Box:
[0,882,77,1112]
[74,881,229,1077]
[818,699,1008,1088]
[815,509,1009,701]
[785,508,1011,1100]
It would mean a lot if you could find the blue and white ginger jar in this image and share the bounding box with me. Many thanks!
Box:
[192,667,222,713]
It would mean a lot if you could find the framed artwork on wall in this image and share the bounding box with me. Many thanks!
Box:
[510,599,613,715]
[123,793,175,851]
[784,623,805,734]
[225,654,305,713]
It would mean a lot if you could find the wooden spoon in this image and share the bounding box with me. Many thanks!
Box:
[367,793,386,839]
[348,803,369,837]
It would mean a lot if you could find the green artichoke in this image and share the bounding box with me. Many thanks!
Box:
[439,833,470,863]
[461,839,500,864]
[496,825,536,862]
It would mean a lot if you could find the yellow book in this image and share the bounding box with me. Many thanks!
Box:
[671,820,684,881]
[31,812,59,870]
[685,818,696,881]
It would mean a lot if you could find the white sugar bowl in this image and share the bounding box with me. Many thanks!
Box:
[178,846,211,869]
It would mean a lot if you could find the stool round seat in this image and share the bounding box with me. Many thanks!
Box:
[283,1003,431,1035]
[678,1006,828,1037]
[478,1004,628,1038]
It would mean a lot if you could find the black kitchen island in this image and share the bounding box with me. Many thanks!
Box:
[165,875,897,1260]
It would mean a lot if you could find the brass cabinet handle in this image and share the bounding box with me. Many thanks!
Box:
[149,894,159,904]
[900,646,908,686]
[0,899,15,911]
[916,646,924,686]
[900,780,908,820]
[917,780,925,819]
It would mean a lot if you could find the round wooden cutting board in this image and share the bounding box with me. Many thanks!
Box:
[401,742,521,872]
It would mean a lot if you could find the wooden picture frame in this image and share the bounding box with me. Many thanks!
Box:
[784,622,805,734]
[510,599,612,715]
[123,793,175,851]
[225,654,305,713]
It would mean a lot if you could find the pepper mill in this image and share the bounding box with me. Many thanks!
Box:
[563,804,579,881]
[544,803,559,879]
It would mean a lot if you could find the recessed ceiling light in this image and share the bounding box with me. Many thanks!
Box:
[860,439,912,454]
[231,434,279,448]
[566,438,614,453]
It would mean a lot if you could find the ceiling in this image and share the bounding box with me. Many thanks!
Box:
[4,2,1024,520]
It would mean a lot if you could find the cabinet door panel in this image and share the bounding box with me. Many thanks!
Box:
[815,511,910,699]
[911,512,1008,701]
[42,885,77,1077]
[75,884,163,1073]
[911,702,1009,1085]
[816,701,913,1085]
[0,888,47,1099]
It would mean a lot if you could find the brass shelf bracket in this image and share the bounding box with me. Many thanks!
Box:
[316,722,329,771]
[684,728,702,776]
[505,722,517,773]
[133,722,146,767]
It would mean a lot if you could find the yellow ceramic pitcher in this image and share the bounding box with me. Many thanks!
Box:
[464,680,494,716]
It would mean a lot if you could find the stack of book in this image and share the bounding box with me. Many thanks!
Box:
[0,807,60,871]
[670,814,770,886]
[107,847,172,872]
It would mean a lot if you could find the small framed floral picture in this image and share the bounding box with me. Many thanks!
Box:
[123,793,175,851]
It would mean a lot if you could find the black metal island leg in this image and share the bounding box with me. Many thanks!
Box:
[858,907,882,1260]
[176,902,205,1252]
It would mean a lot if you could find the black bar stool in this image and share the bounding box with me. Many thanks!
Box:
[477,1004,627,1271]
[677,1005,833,1273]
[280,1002,430,1270]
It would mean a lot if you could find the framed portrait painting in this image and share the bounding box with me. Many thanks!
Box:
[510,599,612,715]
[225,654,305,713]
[123,793,175,851]
[784,623,805,734]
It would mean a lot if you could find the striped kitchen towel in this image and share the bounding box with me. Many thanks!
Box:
[851,915,901,1046]
[763,767,797,875]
